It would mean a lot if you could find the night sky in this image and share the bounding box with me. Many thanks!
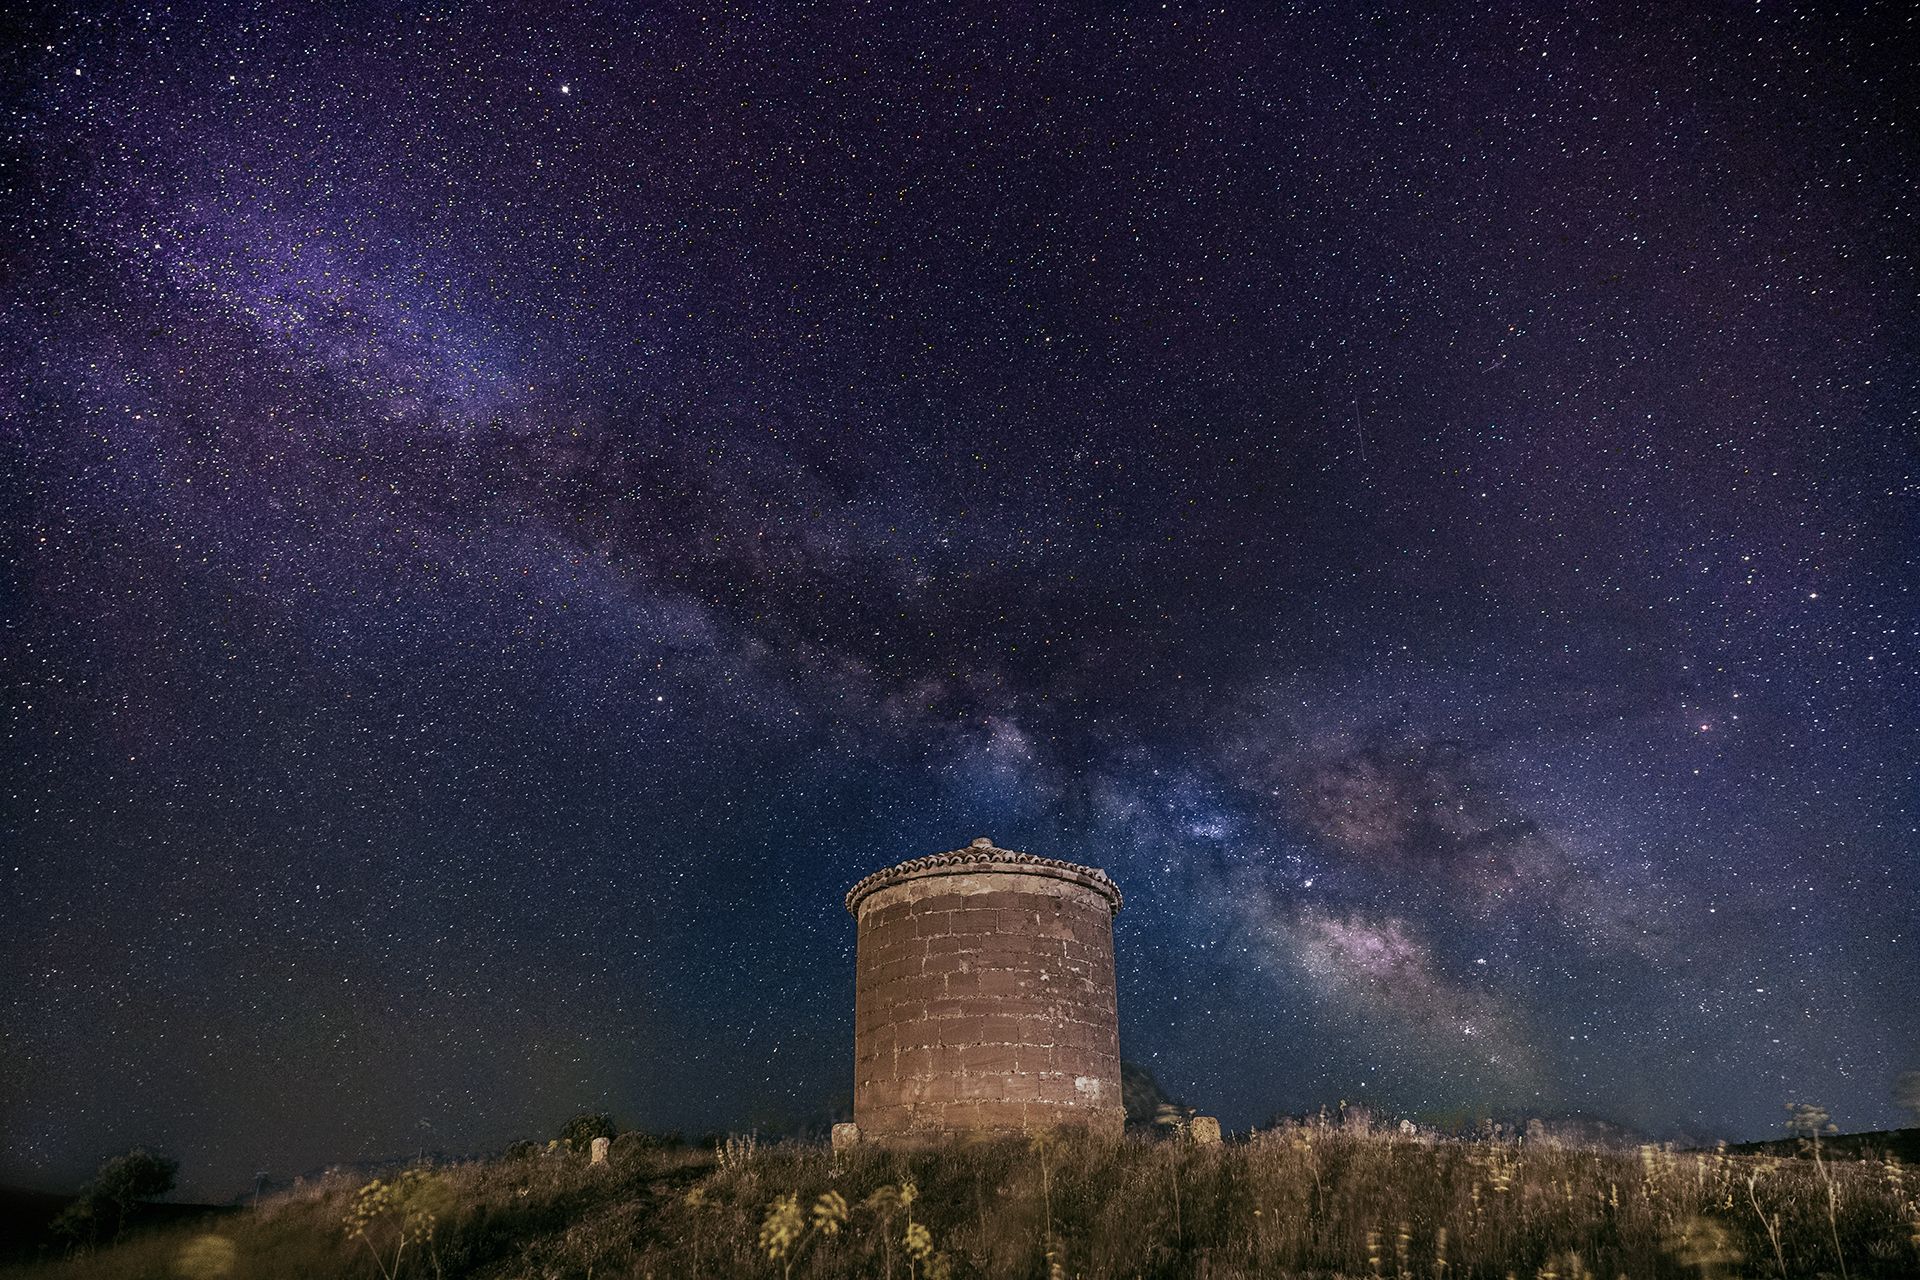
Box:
[4,2,1916,1199]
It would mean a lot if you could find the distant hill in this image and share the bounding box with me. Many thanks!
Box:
[1721,1127,1920,1162]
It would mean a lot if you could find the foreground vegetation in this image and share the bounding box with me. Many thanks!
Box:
[11,1119,1920,1279]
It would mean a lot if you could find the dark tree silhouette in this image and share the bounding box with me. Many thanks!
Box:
[51,1148,179,1246]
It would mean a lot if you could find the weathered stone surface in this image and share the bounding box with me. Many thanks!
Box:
[831,1122,860,1152]
[849,838,1124,1143]
[1191,1116,1222,1146]
[589,1136,610,1165]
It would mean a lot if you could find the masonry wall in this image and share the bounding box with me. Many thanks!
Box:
[852,867,1123,1141]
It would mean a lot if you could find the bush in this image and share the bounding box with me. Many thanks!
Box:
[50,1147,179,1246]
[557,1112,617,1155]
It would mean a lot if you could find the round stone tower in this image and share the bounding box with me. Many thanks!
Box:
[846,837,1124,1143]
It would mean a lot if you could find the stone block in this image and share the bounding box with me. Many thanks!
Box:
[1191,1116,1222,1146]
[977,1014,1023,1044]
[968,1100,1031,1129]
[590,1136,610,1165]
[958,1043,1018,1073]
[975,969,1030,996]
[951,907,1002,934]
[1015,1043,1056,1073]
[831,1122,860,1152]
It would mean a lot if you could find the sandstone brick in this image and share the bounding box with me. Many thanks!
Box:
[923,951,973,976]
[977,1015,1023,1044]
[1031,914,1076,940]
[958,1043,1019,1073]
[954,1073,1000,1101]
[950,907,1001,934]
[896,1021,939,1051]
[944,971,983,997]
[975,969,1030,997]
[890,974,943,1004]
[989,1100,1039,1128]
[1002,1072,1047,1103]
[922,1074,961,1103]
[1015,1043,1056,1073]
[865,920,916,947]
[939,1015,988,1046]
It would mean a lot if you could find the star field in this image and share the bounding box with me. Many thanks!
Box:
[3,2,1915,1198]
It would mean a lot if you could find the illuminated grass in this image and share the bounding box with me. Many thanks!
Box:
[7,1119,1918,1278]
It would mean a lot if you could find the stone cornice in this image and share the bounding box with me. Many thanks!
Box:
[845,837,1123,917]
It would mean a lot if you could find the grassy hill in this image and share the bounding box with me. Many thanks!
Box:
[7,1121,1919,1279]
[1723,1127,1920,1165]
[0,1190,234,1266]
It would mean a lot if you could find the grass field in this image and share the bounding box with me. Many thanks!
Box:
[9,1119,1919,1279]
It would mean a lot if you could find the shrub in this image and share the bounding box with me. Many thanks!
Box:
[557,1112,617,1155]
[49,1148,179,1246]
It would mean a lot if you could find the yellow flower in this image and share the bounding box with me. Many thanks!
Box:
[812,1190,849,1236]
[758,1193,804,1260]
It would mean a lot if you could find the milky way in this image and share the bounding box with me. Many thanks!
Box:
[4,3,1916,1196]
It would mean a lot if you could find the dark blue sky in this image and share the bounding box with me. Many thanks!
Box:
[4,1,1915,1198]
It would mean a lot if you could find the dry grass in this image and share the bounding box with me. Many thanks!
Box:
[8,1118,1919,1278]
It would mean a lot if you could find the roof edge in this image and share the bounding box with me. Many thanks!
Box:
[845,838,1123,917]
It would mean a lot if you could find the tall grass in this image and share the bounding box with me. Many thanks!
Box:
[8,1117,1918,1278]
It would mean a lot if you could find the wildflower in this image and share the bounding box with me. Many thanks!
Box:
[811,1190,849,1236]
[342,1169,447,1280]
[716,1132,759,1170]
[758,1193,804,1261]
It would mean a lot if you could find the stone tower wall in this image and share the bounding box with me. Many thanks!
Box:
[848,840,1123,1142]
